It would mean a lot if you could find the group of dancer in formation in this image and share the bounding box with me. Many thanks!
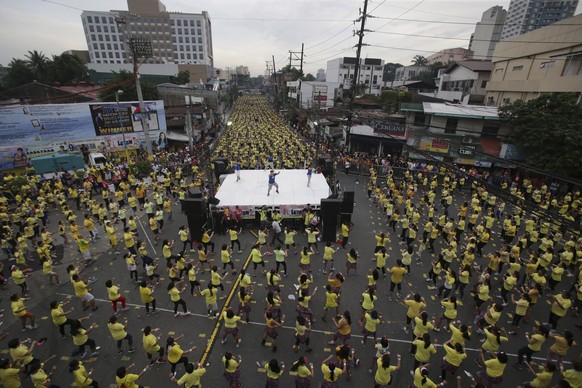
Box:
[0,95,580,388]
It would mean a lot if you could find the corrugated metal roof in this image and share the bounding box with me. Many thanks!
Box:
[423,102,499,119]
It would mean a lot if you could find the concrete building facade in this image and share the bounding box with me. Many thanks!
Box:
[81,0,213,76]
[426,48,473,65]
[469,6,507,60]
[434,60,493,104]
[394,65,432,82]
[486,14,582,106]
[500,0,578,41]
[326,57,384,96]
[316,68,326,82]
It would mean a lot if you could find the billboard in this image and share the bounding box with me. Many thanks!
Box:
[418,137,450,153]
[0,100,166,170]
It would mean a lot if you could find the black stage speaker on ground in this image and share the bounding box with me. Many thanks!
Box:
[181,198,207,242]
[188,188,203,198]
[321,198,342,242]
[342,186,354,213]
[317,157,334,176]
[340,213,352,224]
[320,198,342,217]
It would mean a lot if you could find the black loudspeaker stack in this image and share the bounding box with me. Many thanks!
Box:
[342,186,354,213]
[181,198,207,242]
[213,157,229,180]
[320,198,342,242]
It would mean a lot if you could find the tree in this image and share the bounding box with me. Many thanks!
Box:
[383,62,403,82]
[281,65,304,81]
[46,53,89,84]
[379,90,412,113]
[170,70,190,85]
[25,50,49,81]
[499,93,582,178]
[411,55,428,66]
[2,59,35,89]
[304,73,315,81]
[410,71,436,87]
[98,70,158,102]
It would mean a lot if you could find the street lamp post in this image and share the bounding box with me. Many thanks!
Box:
[115,90,131,166]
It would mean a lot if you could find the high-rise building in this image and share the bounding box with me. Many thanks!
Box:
[426,48,473,65]
[316,68,326,81]
[500,0,578,41]
[469,6,507,60]
[81,0,213,70]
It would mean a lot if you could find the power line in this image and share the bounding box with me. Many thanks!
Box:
[306,36,355,59]
[369,29,582,44]
[305,24,354,50]
[370,15,582,27]
[304,47,355,65]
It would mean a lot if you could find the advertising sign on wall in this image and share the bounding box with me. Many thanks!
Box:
[418,137,450,153]
[0,100,166,170]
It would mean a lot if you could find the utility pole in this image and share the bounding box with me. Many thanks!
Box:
[345,0,369,151]
[288,45,304,107]
[186,95,194,151]
[300,43,304,75]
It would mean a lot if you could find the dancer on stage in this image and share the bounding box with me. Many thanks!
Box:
[267,170,280,196]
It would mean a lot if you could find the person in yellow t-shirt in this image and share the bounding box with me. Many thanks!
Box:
[388,260,406,300]
[170,362,207,387]
[142,326,165,364]
[115,365,147,388]
[374,353,401,386]
[107,315,135,354]
[480,351,508,385]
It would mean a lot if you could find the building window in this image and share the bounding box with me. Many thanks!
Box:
[563,54,582,76]
[96,25,101,32]
[95,52,100,58]
[512,65,524,71]
[445,118,458,134]
[185,37,190,43]
[197,28,202,35]
[114,43,118,50]
[180,53,185,59]
[190,20,195,26]
[104,26,108,33]
[495,68,503,73]
[177,19,182,26]
[199,54,203,60]
[191,28,196,35]
[481,80,487,88]
[105,35,110,41]
[192,53,197,59]
[100,43,105,49]
[107,43,112,50]
[414,113,426,126]
[482,124,500,136]
[198,37,202,43]
[115,52,120,58]
[93,43,98,49]
[486,96,495,106]
[198,45,203,51]
[87,16,92,23]
[197,20,201,27]
[101,16,107,24]
[502,97,511,105]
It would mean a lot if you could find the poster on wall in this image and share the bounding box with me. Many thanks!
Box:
[0,100,167,170]
[418,137,450,154]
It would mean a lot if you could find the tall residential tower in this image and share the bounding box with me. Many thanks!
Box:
[469,6,507,60]
[500,0,578,41]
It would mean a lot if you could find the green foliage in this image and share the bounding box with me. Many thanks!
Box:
[412,55,428,66]
[304,73,315,81]
[170,70,190,85]
[379,90,412,112]
[410,71,436,87]
[383,63,403,82]
[499,93,582,178]
[3,59,35,89]
[98,70,158,102]
[47,54,89,84]
[281,65,304,81]
[2,51,89,89]
[130,160,153,177]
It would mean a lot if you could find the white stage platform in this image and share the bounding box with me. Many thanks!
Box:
[215,170,330,214]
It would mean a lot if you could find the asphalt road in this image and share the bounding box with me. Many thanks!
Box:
[1,171,579,388]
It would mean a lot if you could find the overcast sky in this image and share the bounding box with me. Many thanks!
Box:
[1,0,579,77]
